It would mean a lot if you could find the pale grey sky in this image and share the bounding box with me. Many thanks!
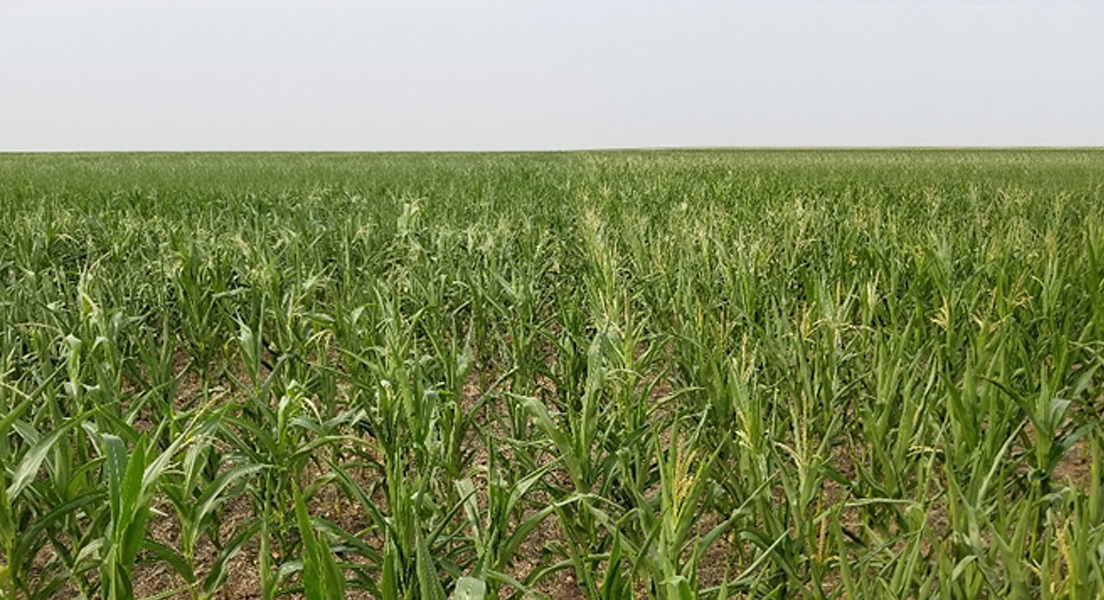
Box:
[2,0,1101,150]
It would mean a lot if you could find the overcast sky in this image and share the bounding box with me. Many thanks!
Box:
[2,0,1102,151]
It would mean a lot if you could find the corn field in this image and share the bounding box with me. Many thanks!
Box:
[1,150,1103,600]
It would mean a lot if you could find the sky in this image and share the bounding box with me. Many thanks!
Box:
[1,0,1102,151]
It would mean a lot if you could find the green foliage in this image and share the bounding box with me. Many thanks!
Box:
[0,150,1102,599]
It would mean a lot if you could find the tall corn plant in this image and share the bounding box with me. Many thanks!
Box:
[98,410,221,600]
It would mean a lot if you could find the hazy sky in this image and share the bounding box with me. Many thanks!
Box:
[2,0,1102,150]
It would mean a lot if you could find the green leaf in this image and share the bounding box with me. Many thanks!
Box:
[452,576,486,600]
[293,481,345,600]
[142,540,196,585]
[186,462,264,544]
[103,434,128,528]
[417,531,448,600]
[8,415,87,500]
[202,521,262,595]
